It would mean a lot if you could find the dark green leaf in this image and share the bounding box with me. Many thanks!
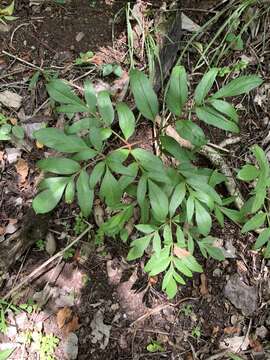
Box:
[89,161,105,188]
[130,69,159,121]
[212,75,263,98]
[194,68,218,105]
[66,118,99,134]
[12,125,24,139]
[38,157,80,175]
[160,135,193,163]
[77,170,93,217]
[169,182,186,217]
[186,195,194,223]
[89,126,103,151]
[137,175,147,207]
[72,148,97,161]
[208,99,238,122]
[176,120,206,148]
[84,80,96,112]
[100,167,122,206]
[148,180,169,222]
[65,178,75,203]
[166,65,188,116]
[254,228,270,250]
[195,200,212,235]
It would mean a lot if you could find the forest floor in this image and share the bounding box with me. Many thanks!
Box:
[0,0,270,359]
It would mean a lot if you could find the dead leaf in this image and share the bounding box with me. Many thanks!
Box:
[249,336,263,353]
[57,307,73,329]
[15,158,29,184]
[174,245,190,259]
[36,140,44,149]
[0,226,5,235]
[9,118,17,125]
[5,218,18,234]
[63,315,80,335]
[199,273,208,296]
[224,326,241,335]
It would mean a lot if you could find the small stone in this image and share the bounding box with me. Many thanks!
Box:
[224,274,258,316]
[45,232,56,256]
[63,333,78,360]
[111,303,119,311]
[5,148,21,164]
[0,23,10,33]
[255,326,268,339]
[213,268,222,277]
[220,335,249,352]
[0,91,22,110]
[75,32,85,42]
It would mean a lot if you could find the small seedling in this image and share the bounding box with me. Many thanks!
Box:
[74,213,88,235]
[31,332,59,360]
[102,63,123,78]
[35,239,45,251]
[75,51,94,65]
[192,326,201,338]
[146,340,164,353]
[180,304,193,316]
[63,248,75,260]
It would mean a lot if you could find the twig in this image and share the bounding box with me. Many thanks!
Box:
[3,225,92,300]
[10,23,30,49]
[130,297,197,326]
[2,50,43,72]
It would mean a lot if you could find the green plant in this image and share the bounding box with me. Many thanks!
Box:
[0,1,17,24]
[35,239,45,251]
[191,325,201,338]
[75,51,94,66]
[102,64,123,78]
[63,247,75,260]
[31,66,262,298]
[31,332,59,360]
[180,303,193,316]
[0,348,14,360]
[0,114,24,142]
[74,212,88,235]
[146,340,164,353]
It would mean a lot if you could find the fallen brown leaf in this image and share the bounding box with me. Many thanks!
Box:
[174,245,190,259]
[224,326,241,335]
[57,307,72,329]
[0,226,5,236]
[15,158,29,184]
[63,315,80,335]
[249,336,263,353]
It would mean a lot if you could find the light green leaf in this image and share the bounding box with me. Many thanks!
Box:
[194,68,218,105]
[130,69,159,121]
[77,170,93,217]
[127,235,152,261]
[208,99,238,122]
[34,128,88,153]
[241,212,266,233]
[196,106,239,133]
[46,79,88,111]
[220,206,244,224]
[33,178,68,214]
[169,182,186,217]
[163,224,173,244]
[37,157,80,174]
[65,178,75,204]
[66,118,99,134]
[195,200,212,235]
[0,348,14,360]
[254,228,270,250]
[136,224,157,234]
[100,167,122,206]
[165,276,178,298]
[181,255,203,273]
[89,126,103,151]
[166,65,188,116]
[186,195,194,223]
[84,80,96,112]
[148,180,169,222]
[173,257,193,277]
[97,91,114,125]
[12,125,24,139]
[116,102,135,140]
[237,164,259,181]
[0,1,15,16]
[212,75,263,98]
[89,161,106,188]
[152,231,161,254]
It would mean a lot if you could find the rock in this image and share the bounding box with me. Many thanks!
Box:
[90,309,111,350]
[220,335,249,352]
[255,326,268,339]
[213,268,222,277]
[224,274,258,316]
[0,91,22,110]
[0,23,10,33]
[5,148,21,164]
[45,232,56,256]
[223,240,237,259]
[75,32,85,42]
[63,333,78,360]
[181,13,201,32]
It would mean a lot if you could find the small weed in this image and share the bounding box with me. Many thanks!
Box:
[31,332,59,360]
[74,213,88,235]
[180,304,193,317]
[102,63,123,78]
[192,326,201,339]
[35,239,45,251]
[75,51,94,66]
[146,340,164,353]
[63,247,75,260]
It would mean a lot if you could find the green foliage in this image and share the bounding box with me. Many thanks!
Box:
[0,115,25,142]
[0,349,14,360]
[31,332,59,360]
[146,340,164,353]
[32,65,263,298]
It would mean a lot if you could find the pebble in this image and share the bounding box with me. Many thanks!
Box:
[76,32,85,42]
[213,268,222,277]
[63,333,78,360]
[255,325,268,339]
[0,91,22,110]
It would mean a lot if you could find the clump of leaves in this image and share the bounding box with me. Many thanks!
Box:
[0,1,17,24]
[31,332,59,360]
[75,51,94,66]
[32,65,262,298]
[0,114,24,141]
[146,340,164,353]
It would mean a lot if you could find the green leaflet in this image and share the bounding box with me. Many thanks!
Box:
[65,178,75,204]
[165,65,188,116]
[116,102,135,140]
[127,234,152,261]
[89,161,105,188]
[254,228,270,250]
[0,348,14,360]
[12,125,24,139]
[194,68,218,105]
[241,212,266,233]
[130,69,159,121]
[77,170,94,217]
[196,105,239,133]
[176,120,206,148]
[169,182,186,217]
[100,167,122,207]
[97,91,114,125]
[195,200,212,236]
[37,157,80,175]
[212,75,263,98]
[84,80,96,112]
[148,180,168,222]
[208,99,238,123]
[237,164,259,182]
[46,79,88,112]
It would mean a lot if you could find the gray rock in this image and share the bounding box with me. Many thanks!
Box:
[255,325,268,339]
[224,274,258,316]
[0,91,22,110]
[5,148,21,164]
[220,335,249,352]
[213,268,222,277]
[63,333,78,360]
[0,23,10,33]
